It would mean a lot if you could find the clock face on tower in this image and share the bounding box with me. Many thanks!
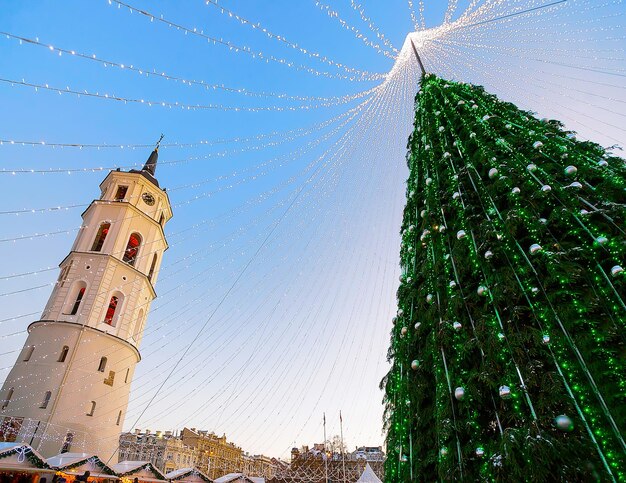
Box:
[142,192,155,206]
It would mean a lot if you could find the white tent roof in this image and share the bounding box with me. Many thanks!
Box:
[356,463,382,483]
[165,467,213,482]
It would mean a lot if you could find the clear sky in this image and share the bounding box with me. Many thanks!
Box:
[0,0,624,459]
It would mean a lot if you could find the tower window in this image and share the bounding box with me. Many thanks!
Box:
[148,253,158,281]
[70,287,86,315]
[1,387,14,409]
[98,357,107,372]
[123,233,142,266]
[104,296,119,326]
[125,368,130,383]
[87,401,96,416]
[22,346,34,362]
[91,223,111,252]
[159,213,165,226]
[61,432,73,453]
[40,391,52,409]
[116,410,123,426]
[114,185,128,201]
[58,346,69,362]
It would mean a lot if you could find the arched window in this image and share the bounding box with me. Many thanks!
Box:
[116,410,123,426]
[64,281,87,316]
[98,357,107,372]
[104,294,122,326]
[58,346,69,362]
[22,346,34,362]
[40,391,52,409]
[1,387,13,409]
[148,254,158,281]
[86,401,96,416]
[114,186,128,201]
[91,223,111,252]
[124,368,130,383]
[61,432,73,453]
[123,232,142,266]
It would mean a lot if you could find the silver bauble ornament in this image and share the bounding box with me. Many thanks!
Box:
[611,265,624,277]
[453,322,462,331]
[488,168,498,179]
[443,152,451,158]
[542,335,550,344]
[598,159,608,167]
[401,455,408,462]
[449,281,457,288]
[409,224,415,231]
[527,163,537,172]
[457,230,466,240]
[499,385,512,399]
[580,209,589,216]
[564,165,577,176]
[484,250,494,260]
[595,236,608,245]
[401,327,408,336]
[541,185,552,192]
[454,387,465,400]
[482,115,490,121]
[567,182,582,189]
[414,322,421,330]
[426,294,434,303]
[392,317,397,324]
[397,309,404,317]
[539,218,547,224]
[554,415,574,432]
[505,123,512,129]
[452,191,461,200]
[435,110,441,116]
[511,187,520,194]
[411,360,419,370]
[469,132,476,138]
[497,332,505,341]
[457,100,465,106]
[438,126,445,132]
[421,210,427,218]
[439,225,446,233]
[475,447,485,457]
[532,141,543,149]
[399,275,404,282]
[426,177,433,186]
[529,243,542,255]
[440,447,448,457]
[477,285,488,296]
[471,104,478,109]
[424,144,430,151]
[407,277,413,284]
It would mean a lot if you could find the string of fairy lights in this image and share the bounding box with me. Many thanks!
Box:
[0,0,624,468]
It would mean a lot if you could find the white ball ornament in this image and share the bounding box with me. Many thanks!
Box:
[477,285,488,296]
[611,265,624,277]
[454,387,465,401]
[598,160,608,167]
[529,244,542,255]
[542,335,550,344]
[438,126,445,132]
[505,123,512,129]
[411,360,419,370]
[488,168,498,179]
[554,415,574,432]
[421,210,427,218]
[453,322,462,331]
[407,277,413,284]
[595,236,608,245]
[452,192,461,200]
[475,447,485,458]
[414,322,421,330]
[426,177,433,186]
[425,144,431,151]
[392,317,397,324]
[531,287,540,294]
[541,185,552,192]
[399,275,404,282]
[527,164,537,172]
[439,225,446,233]
[435,110,441,116]
[511,187,520,194]
[564,165,577,176]
[426,294,434,303]
[443,152,451,158]
[409,224,415,231]
[497,333,505,341]
[440,448,448,457]
[449,281,457,288]
[457,230,466,240]
[532,141,543,149]
[457,100,465,106]
[482,114,490,121]
[567,182,582,189]
[397,309,404,317]
[484,250,494,260]
[499,385,512,399]
[470,132,476,139]
[539,218,547,224]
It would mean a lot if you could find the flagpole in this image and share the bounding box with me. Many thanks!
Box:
[324,413,329,483]
[340,411,346,483]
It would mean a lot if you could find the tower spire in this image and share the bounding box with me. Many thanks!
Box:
[142,133,164,176]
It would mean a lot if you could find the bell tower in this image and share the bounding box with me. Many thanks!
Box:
[0,146,172,461]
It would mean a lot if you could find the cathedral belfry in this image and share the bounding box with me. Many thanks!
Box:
[0,145,172,460]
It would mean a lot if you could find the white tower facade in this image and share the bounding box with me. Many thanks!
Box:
[0,149,171,461]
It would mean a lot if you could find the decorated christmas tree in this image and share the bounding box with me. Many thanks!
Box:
[382,73,625,481]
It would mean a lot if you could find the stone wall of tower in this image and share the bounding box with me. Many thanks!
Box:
[0,157,171,461]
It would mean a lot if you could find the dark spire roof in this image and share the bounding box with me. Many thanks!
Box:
[130,134,163,188]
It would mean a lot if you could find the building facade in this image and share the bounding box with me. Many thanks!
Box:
[0,148,171,461]
[119,429,197,474]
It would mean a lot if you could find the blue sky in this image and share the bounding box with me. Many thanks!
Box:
[1,0,624,459]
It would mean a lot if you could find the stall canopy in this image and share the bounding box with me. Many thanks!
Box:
[355,463,382,483]
[213,474,256,483]
[47,453,117,479]
[165,468,213,483]
[111,461,166,483]
[0,443,55,478]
